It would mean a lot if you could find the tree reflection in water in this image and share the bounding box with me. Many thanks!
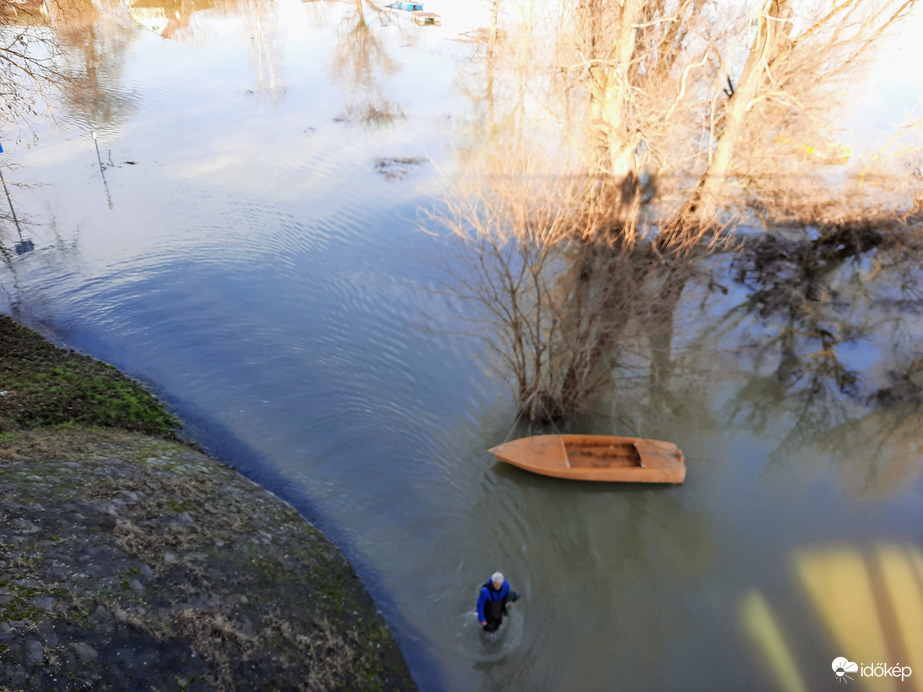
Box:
[330,0,405,127]
[721,225,923,497]
[430,0,923,470]
[48,0,140,132]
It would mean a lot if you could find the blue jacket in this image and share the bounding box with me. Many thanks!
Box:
[477,579,510,623]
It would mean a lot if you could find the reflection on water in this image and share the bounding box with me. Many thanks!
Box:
[0,0,922,690]
[744,543,923,692]
[129,0,216,39]
[49,0,141,134]
[741,590,809,692]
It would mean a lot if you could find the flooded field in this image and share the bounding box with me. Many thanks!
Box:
[2,0,922,689]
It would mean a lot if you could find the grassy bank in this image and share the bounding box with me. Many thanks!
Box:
[0,315,416,691]
[0,318,178,436]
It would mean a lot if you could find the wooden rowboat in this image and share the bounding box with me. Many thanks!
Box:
[489,434,685,483]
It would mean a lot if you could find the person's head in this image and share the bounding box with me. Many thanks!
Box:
[491,571,504,588]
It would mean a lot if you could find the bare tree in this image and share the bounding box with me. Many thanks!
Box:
[543,0,921,247]
[0,0,64,134]
[434,176,665,421]
[432,0,922,421]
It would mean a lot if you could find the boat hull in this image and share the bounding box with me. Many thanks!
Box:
[489,434,685,483]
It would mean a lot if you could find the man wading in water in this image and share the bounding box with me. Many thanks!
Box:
[477,572,520,632]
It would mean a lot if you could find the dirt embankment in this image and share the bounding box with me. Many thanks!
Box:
[0,316,416,691]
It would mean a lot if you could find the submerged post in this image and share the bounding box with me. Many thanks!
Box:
[1,140,35,254]
[92,131,114,209]
[0,166,22,236]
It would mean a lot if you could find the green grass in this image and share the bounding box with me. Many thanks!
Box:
[0,316,178,437]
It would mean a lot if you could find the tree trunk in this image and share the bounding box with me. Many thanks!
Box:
[663,0,793,247]
[582,0,644,236]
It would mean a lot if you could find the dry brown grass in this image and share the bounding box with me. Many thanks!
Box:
[0,428,415,690]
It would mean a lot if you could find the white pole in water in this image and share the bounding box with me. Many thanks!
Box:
[92,131,114,209]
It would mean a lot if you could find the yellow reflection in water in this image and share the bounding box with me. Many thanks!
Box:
[877,545,923,690]
[797,548,894,692]
[741,590,808,692]
[743,543,923,692]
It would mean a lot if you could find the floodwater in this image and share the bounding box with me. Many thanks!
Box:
[2,1,923,690]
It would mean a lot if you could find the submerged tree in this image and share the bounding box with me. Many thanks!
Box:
[436,174,672,422]
[435,0,922,421]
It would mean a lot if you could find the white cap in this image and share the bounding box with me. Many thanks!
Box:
[491,571,504,584]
